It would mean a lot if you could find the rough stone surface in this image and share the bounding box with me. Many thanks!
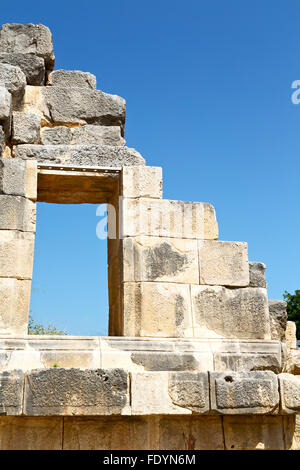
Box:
[123,282,193,337]
[286,321,297,349]
[279,373,300,414]
[285,349,300,375]
[269,300,287,341]
[198,240,249,286]
[168,372,209,413]
[0,370,24,415]
[192,286,271,340]
[122,166,162,198]
[0,53,45,85]
[121,198,218,239]
[47,70,96,89]
[23,86,125,132]
[214,353,282,374]
[12,112,41,144]
[0,195,36,231]
[13,144,145,167]
[24,368,129,415]
[41,125,125,146]
[0,158,37,200]
[249,261,267,288]
[0,230,34,279]
[131,372,191,415]
[0,63,26,98]
[210,371,279,415]
[122,236,199,283]
[0,86,11,120]
[0,24,54,69]
[0,278,31,335]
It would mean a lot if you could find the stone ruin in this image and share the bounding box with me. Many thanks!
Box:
[0,22,299,450]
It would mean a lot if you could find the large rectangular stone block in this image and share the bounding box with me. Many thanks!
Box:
[121,198,218,239]
[0,370,24,415]
[223,416,285,450]
[12,112,41,144]
[122,236,198,283]
[13,144,145,167]
[0,195,36,231]
[191,285,271,339]
[24,368,129,416]
[279,373,300,414]
[0,52,45,85]
[47,69,96,89]
[0,416,63,450]
[269,300,287,341]
[122,282,193,337]
[0,158,37,200]
[168,372,210,413]
[210,371,279,415]
[41,124,125,146]
[0,23,54,69]
[121,166,162,198]
[198,240,249,286]
[130,372,192,415]
[0,278,31,335]
[0,63,26,99]
[23,85,125,131]
[0,230,34,279]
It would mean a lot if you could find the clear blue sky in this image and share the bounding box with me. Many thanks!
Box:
[3,1,300,335]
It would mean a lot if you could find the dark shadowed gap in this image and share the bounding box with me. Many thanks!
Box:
[30,202,108,336]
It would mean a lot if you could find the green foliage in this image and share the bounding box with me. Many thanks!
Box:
[283,290,300,339]
[28,314,66,336]
[52,363,60,368]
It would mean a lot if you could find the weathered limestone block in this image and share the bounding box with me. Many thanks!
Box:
[0,370,24,415]
[13,144,145,167]
[249,261,267,288]
[121,198,218,239]
[0,53,45,85]
[283,415,300,450]
[223,416,285,450]
[122,236,199,283]
[122,282,193,337]
[63,416,151,450]
[41,125,125,146]
[279,373,300,414]
[23,85,126,131]
[122,166,162,198]
[214,352,282,374]
[168,372,210,413]
[0,231,34,279]
[269,300,287,341]
[210,371,279,414]
[0,195,36,231]
[159,416,224,450]
[130,372,192,414]
[0,63,26,99]
[191,286,271,339]
[198,240,249,286]
[285,349,300,375]
[47,70,96,89]
[0,278,31,335]
[0,416,63,450]
[24,368,129,416]
[286,321,297,349]
[12,112,41,144]
[0,158,37,200]
[0,24,54,69]
[0,86,12,120]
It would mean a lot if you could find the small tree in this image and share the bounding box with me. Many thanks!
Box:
[28,314,66,335]
[283,290,300,339]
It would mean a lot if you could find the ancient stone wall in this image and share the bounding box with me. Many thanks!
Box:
[0,23,299,450]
